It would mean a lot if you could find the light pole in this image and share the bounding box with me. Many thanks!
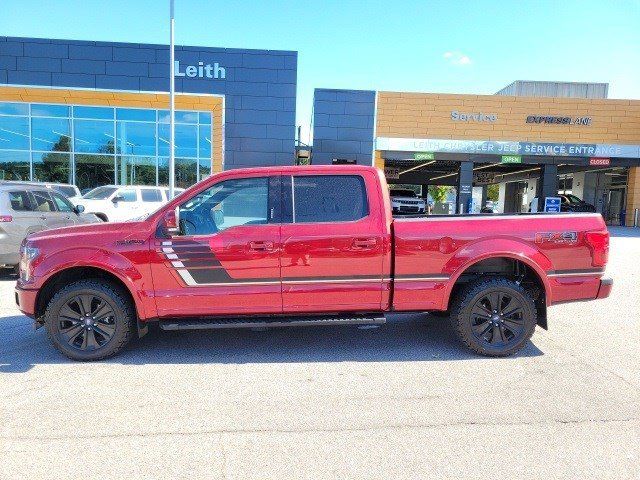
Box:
[168,0,176,198]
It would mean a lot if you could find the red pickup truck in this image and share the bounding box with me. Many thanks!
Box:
[15,165,612,361]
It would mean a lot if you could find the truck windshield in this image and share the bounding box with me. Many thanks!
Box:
[83,186,118,200]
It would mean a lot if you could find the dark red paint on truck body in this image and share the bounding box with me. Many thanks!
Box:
[15,165,612,358]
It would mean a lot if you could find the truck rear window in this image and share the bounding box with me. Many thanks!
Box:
[292,175,368,223]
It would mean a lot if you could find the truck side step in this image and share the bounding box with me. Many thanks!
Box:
[159,314,386,331]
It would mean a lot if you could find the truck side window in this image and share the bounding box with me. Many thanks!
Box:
[178,177,269,236]
[292,175,368,223]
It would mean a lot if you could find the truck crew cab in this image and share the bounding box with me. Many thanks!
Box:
[15,166,612,361]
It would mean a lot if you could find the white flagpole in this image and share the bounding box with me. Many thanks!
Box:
[169,0,176,198]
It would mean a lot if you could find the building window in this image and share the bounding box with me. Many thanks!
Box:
[0,101,214,190]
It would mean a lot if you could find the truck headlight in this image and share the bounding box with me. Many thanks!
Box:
[19,243,40,282]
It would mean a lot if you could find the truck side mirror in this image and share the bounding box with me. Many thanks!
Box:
[73,204,85,214]
[163,208,180,236]
[111,195,124,203]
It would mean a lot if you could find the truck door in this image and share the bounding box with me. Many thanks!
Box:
[280,172,386,312]
[150,175,282,317]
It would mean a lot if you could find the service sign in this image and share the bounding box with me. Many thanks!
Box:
[376,137,640,159]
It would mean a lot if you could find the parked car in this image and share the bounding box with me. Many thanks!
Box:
[74,185,185,222]
[1,181,82,202]
[529,194,597,213]
[560,194,597,213]
[16,165,612,361]
[390,188,426,214]
[0,184,100,271]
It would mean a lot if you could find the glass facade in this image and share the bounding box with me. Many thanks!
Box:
[0,102,213,190]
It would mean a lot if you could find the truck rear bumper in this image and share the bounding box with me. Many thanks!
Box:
[596,277,613,299]
[15,285,37,319]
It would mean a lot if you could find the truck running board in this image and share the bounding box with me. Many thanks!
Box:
[159,314,386,331]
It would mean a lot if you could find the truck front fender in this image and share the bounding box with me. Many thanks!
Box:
[33,247,155,321]
[441,237,552,310]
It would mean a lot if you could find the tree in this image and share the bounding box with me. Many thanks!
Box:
[486,183,499,202]
[428,185,452,203]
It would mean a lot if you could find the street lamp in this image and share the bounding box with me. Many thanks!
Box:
[168,0,176,198]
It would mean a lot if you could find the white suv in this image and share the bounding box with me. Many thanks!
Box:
[390,189,426,215]
[73,185,185,222]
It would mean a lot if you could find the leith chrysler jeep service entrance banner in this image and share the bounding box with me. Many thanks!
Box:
[376,137,640,159]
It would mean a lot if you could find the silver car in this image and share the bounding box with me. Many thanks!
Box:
[0,184,100,270]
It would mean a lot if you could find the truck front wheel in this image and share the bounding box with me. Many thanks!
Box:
[449,277,537,357]
[44,280,135,361]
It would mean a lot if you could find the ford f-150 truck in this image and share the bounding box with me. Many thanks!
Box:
[15,165,612,361]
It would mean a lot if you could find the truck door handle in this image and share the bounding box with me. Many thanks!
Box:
[248,241,274,252]
[352,237,377,249]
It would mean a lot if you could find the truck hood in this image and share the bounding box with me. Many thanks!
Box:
[26,221,149,242]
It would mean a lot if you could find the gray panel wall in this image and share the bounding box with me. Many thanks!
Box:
[312,88,375,165]
[495,80,608,99]
[0,36,297,169]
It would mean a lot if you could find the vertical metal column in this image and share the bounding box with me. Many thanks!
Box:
[168,0,176,198]
[456,161,473,214]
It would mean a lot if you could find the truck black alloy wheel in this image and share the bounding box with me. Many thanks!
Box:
[45,280,135,361]
[57,294,117,351]
[449,277,537,357]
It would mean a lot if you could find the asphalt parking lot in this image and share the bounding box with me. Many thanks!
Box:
[1,227,638,480]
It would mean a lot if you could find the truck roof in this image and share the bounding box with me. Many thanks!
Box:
[221,165,379,175]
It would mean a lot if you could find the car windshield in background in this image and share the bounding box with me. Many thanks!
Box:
[565,194,583,204]
[53,186,77,197]
[390,189,416,197]
[83,186,118,200]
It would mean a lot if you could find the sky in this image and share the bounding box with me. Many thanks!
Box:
[1,0,639,143]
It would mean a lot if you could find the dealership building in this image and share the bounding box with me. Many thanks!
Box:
[2,36,640,226]
[312,82,640,226]
[0,36,296,190]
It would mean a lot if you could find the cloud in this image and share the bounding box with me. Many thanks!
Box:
[443,51,472,66]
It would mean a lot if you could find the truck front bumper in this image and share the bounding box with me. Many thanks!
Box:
[596,277,613,300]
[15,285,37,319]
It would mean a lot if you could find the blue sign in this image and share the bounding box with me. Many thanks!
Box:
[544,197,561,213]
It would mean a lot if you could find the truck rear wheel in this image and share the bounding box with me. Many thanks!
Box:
[45,280,135,361]
[449,277,537,357]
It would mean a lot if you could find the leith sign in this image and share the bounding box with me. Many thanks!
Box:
[174,60,226,79]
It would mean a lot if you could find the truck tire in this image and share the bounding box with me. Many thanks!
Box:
[449,277,537,357]
[44,280,135,361]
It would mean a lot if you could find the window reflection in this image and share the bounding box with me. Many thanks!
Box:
[32,152,71,184]
[31,104,70,118]
[0,102,213,190]
[0,116,30,150]
[74,120,115,154]
[0,151,30,181]
[75,154,115,191]
[116,122,156,156]
[116,156,156,186]
[32,117,71,151]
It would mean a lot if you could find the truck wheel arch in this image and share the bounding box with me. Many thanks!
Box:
[34,264,148,323]
[442,243,552,328]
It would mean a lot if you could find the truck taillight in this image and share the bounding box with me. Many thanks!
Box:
[0,215,12,222]
[585,230,609,268]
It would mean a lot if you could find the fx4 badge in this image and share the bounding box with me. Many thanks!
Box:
[535,231,578,244]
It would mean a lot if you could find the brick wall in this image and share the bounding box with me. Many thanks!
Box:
[312,88,375,165]
[376,92,640,144]
[0,36,297,169]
